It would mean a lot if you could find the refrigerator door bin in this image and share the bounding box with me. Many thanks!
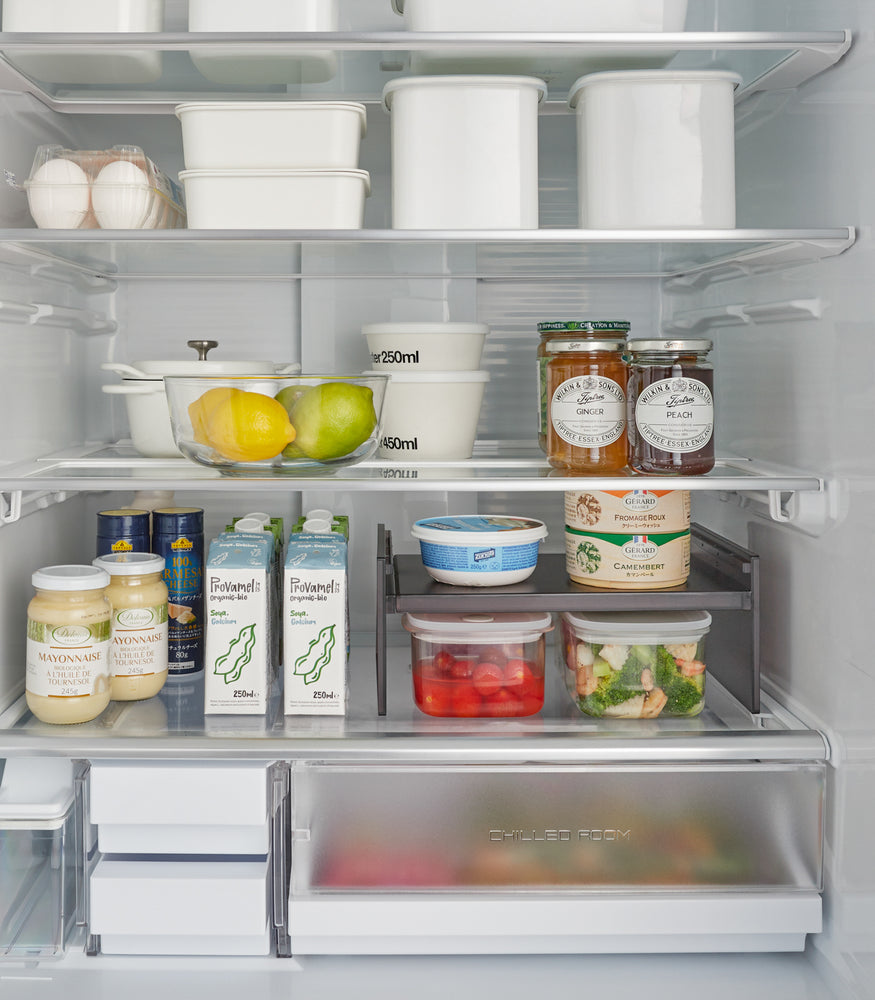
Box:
[89,760,273,855]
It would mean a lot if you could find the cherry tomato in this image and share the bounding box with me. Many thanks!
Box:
[449,657,476,679]
[432,649,456,675]
[477,645,507,667]
[418,678,453,717]
[472,661,505,697]
[450,684,483,718]
[484,689,524,717]
[520,694,544,717]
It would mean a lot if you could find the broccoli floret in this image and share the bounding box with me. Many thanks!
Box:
[630,644,656,669]
[664,676,704,715]
[654,644,680,690]
[581,672,641,717]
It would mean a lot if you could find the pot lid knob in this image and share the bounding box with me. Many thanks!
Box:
[187,339,219,361]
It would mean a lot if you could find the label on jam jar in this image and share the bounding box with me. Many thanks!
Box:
[635,377,713,454]
[551,375,626,447]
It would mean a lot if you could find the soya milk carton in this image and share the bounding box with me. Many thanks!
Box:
[283,534,348,715]
[204,532,274,715]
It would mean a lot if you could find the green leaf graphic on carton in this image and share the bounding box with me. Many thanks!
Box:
[293,625,336,686]
[214,623,257,685]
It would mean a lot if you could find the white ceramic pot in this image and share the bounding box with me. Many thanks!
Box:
[188,0,338,85]
[2,0,164,84]
[372,370,489,461]
[101,347,300,458]
[179,169,370,229]
[176,102,367,171]
[382,76,546,230]
[362,323,490,371]
[392,0,688,31]
[569,70,740,229]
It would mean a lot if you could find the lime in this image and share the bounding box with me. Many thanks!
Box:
[288,382,377,461]
[204,390,296,462]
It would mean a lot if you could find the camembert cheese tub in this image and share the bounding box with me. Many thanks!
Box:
[566,527,691,590]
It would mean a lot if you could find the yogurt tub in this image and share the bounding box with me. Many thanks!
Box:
[363,323,490,372]
[372,369,489,461]
[411,515,548,586]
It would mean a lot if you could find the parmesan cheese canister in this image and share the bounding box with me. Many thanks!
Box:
[565,489,691,590]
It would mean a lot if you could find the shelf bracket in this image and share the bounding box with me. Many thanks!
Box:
[30,302,116,335]
[0,491,21,524]
[0,489,71,526]
[718,479,844,537]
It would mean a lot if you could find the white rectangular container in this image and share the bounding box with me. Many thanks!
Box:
[1,0,163,84]
[383,76,546,230]
[179,169,370,229]
[90,859,271,956]
[176,102,367,171]
[569,70,740,229]
[373,370,489,460]
[89,761,270,855]
[188,0,338,84]
[392,0,688,32]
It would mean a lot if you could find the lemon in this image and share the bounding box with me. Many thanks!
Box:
[286,382,377,461]
[189,387,241,445]
[204,390,296,462]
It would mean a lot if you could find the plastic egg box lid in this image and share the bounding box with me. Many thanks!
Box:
[25,144,171,192]
[0,758,75,828]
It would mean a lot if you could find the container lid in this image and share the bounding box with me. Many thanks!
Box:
[234,517,269,534]
[32,564,110,591]
[101,340,298,379]
[569,70,743,109]
[365,369,489,383]
[93,553,166,576]
[403,611,554,640]
[0,758,75,827]
[383,75,548,111]
[545,337,627,354]
[97,508,150,531]
[178,168,372,196]
[153,507,204,534]
[302,518,334,535]
[412,515,547,547]
[175,101,368,137]
[563,610,712,644]
[538,321,630,336]
[305,509,333,522]
[362,323,490,337]
[626,339,713,353]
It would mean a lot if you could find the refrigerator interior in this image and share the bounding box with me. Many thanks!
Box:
[0,0,872,996]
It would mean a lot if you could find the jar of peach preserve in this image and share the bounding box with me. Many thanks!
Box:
[546,336,629,472]
[626,339,715,475]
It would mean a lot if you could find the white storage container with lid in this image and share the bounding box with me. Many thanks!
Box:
[1,0,164,84]
[382,76,546,229]
[569,70,741,229]
[559,610,711,719]
[411,515,548,586]
[176,102,367,171]
[363,322,490,371]
[373,369,489,461]
[391,0,687,31]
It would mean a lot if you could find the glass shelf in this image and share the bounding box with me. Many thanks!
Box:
[0,31,851,110]
[0,229,857,282]
[0,445,825,494]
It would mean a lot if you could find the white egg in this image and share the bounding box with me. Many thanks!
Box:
[92,159,152,229]
[26,157,90,229]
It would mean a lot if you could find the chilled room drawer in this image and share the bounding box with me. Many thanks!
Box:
[90,858,271,956]
[89,761,273,855]
[292,763,825,894]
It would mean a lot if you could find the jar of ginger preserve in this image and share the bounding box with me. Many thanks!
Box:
[93,553,169,702]
[26,565,112,725]
[546,336,629,472]
[627,339,715,475]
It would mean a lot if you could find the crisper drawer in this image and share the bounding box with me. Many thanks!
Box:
[292,763,824,894]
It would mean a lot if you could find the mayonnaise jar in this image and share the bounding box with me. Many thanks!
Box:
[93,553,169,702]
[26,565,112,725]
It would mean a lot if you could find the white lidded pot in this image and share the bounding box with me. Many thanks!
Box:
[101,340,301,458]
[362,322,490,371]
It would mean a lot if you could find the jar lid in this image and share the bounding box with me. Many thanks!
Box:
[153,507,204,534]
[563,610,712,645]
[97,508,149,531]
[412,515,547,547]
[538,321,630,336]
[93,553,166,576]
[32,564,111,591]
[626,339,713,353]
[402,611,554,640]
[545,337,627,354]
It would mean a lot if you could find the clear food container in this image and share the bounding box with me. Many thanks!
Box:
[559,610,711,719]
[403,611,554,718]
[22,145,185,230]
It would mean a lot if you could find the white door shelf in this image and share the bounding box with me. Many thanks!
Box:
[0,31,851,111]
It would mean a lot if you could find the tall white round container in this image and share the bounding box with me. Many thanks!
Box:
[382,76,547,230]
[569,70,741,229]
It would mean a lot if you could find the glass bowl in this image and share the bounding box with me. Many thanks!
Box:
[164,374,388,475]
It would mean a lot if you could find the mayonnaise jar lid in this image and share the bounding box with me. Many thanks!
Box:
[93,553,165,577]
[32,564,111,591]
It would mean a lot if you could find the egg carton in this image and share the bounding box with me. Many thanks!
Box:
[14,145,186,230]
